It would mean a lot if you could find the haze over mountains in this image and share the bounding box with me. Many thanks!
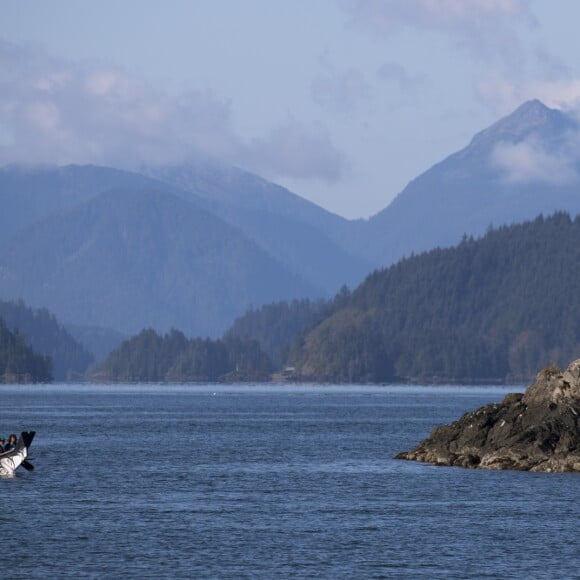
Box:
[141,162,369,294]
[1,99,579,354]
[0,187,320,336]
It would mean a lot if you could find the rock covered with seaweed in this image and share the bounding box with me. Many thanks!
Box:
[396,360,580,472]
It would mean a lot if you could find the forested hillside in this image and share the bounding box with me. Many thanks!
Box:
[225,295,344,365]
[0,163,368,338]
[0,299,93,380]
[0,317,52,382]
[95,329,272,382]
[288,213,580,382]
[0,188,317,337]
[0,164,174,244]
[144,163,369,293]
[65,324,127,364]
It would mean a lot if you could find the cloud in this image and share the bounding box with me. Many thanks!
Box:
[341,0,534,63]
[311,66,369,113]
[479,73,580,187]
[243,120,345,182]
[0,39,345,182]
[0,40,238,166]
[490,137,579,185]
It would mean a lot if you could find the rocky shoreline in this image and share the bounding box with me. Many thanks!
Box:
[396,360,580,472]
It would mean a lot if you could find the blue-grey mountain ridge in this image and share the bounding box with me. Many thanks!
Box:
[1,99,579,359]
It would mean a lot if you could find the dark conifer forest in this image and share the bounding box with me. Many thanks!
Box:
[0,317,52,382]
[225,294,350,365]
[96,329,272,382]
[0,300,94,380]
[288,213,580,382]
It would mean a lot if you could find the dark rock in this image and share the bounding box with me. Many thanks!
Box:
[396,360,580,472]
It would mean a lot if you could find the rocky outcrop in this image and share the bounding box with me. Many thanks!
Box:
[396,360,580,472]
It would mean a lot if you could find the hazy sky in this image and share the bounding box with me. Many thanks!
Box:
[2,1,580,218]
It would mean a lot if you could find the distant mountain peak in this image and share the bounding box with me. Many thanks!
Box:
[494,98,558,130]
[512,98,552,115]
[367,97,580,267]
[470,99,572,148]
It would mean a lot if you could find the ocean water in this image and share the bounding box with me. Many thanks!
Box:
[0,384,578,579]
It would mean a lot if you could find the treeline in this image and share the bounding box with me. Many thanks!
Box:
[225,291,352,365]
[0,318,52,382]
[85,212,580,384]
[95,329,272,382]
[288,213,580,382]
[0,299,94,380]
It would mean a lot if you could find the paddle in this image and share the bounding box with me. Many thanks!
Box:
[20,432,36,472]
[21,460,34,472]
[22,431,36,449]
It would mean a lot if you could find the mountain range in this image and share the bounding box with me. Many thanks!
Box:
[0,187,319,337]
[1,99,579,358]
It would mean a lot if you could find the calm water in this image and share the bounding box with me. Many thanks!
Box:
[1,384,578,579]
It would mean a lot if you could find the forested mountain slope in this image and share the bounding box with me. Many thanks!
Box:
[0,317,52,383]
[225,298,329,365]
[64,324,127,365]
[0,300,93,380]
[0,163,369,305]
[0,164,174,244]
[224,287,353,365]
[289,213,580,382]
[144,163,370,292]
[0,188,317,337]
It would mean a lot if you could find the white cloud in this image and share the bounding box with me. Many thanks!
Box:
[243,120,345,182]
[491,137,579,185]
[0,39,345,182]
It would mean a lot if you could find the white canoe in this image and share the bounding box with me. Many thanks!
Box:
[0,432,35,477]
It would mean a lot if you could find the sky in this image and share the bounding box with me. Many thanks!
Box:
[2,0,580,219]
